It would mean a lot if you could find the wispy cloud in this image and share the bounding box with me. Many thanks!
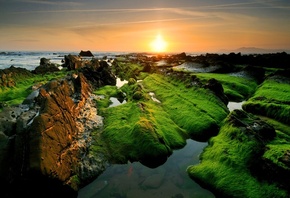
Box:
[17,0,81,6]
[69,17,196,30]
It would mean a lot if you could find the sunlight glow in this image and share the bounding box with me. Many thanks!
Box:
[151,34,167,52]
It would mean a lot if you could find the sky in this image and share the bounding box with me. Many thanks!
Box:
[0,0,290,53]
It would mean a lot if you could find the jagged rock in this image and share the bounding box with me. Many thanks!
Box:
[0,66,114,197]
[63,54,84,70]
[81,60,116,88]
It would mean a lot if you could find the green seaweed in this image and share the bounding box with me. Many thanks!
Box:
[0,71,68,108]
[141,73,229,141]
[243,78,290,124]
[187,111,289,198]
[112,60,144,80]
[194,73,258,101]
[100,101,187,164]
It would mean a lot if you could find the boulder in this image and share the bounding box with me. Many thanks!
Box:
[0,66,33,88]
[63,54,84,70]
[33,57,60,74]
[204,78,229,105]
[81,60,116,88]
[79,50,94,57]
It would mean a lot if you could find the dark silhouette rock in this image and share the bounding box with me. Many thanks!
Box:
[81,60,116,88]
[33,58,60,74]
[79,50,94,57]
[204,78,229,105]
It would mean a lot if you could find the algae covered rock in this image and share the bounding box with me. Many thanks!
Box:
[187,110,289,198]
[0,66,33,88]
[243,71,290,125]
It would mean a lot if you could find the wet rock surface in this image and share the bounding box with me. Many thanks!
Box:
[0,64,116,197]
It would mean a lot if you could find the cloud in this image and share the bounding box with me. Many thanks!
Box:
[17,0,81,6]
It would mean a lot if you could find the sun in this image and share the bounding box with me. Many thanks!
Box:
[151,34,167,52]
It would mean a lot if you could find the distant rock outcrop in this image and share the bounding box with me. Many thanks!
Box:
[79,50,94,57]
[33,57,60,74]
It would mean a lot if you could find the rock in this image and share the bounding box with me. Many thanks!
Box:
[40,57,51,65]
[227,110,276,141]
[0,66,113,196]
[204,78,228,105]
[81,60,116,88]
[63,54,84,70]
[79,50,94,57]
[33,58,60,74]
[0,66,33,88]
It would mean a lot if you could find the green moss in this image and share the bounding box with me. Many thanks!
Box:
[141,74,229,141]
[0,71,67,108]
[188,162,287,198]
[93,85,126,109]
[257,117,290,171]
[194,73,258,101]
[187,111,289,197]
[69,175,81,191]
[243,79,290,124]
[94,85,120,96]
[100,101,187,164]
[112,60,144,80]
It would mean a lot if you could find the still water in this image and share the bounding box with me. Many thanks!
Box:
[227,101,244,111]
[78,140,215,198]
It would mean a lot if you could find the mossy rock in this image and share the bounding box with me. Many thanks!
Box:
[187,110,289,198]
[243,78,290,125]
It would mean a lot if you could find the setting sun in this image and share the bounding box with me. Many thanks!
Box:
[151,34,167,52]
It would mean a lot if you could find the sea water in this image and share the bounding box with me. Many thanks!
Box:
[0,51,127,70]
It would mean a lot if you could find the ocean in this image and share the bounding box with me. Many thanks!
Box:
[0,51,126,71]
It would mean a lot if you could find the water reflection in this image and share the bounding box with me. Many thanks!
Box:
[227,101,244,111]
[116,78,128,88]
[109,97,126,107]
[78,140,215,198]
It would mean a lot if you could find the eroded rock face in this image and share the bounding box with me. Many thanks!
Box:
[63,54,84,70]
[0,69,114,197]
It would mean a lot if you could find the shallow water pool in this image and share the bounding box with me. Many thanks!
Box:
[78,140,215,198]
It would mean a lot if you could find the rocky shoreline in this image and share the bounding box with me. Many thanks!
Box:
[0,51,290,197]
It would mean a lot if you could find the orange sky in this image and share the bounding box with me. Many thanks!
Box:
[1,0,290,53]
